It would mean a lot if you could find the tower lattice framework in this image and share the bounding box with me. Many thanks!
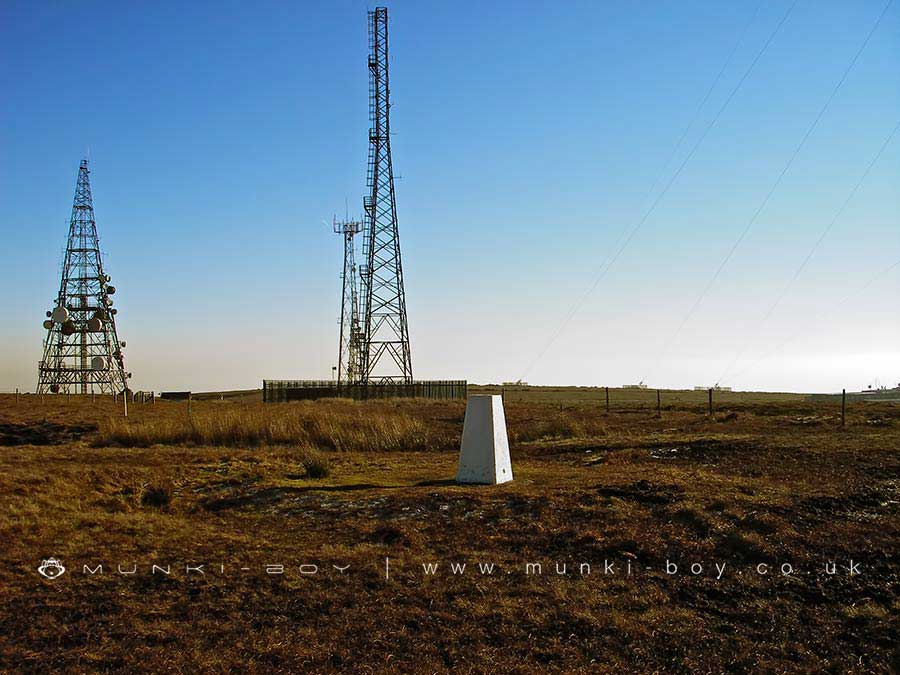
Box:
[335,216,363,384]
[359,6,412,384]
[37,160,129,395]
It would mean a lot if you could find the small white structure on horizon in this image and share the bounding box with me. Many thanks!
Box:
[456,395,513,485]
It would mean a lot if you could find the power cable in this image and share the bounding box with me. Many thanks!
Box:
[641,0,894,384]
[520,0,798,381]
[716,118,900,385]
[728,257,900,382]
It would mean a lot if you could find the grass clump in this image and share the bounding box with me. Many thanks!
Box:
[511,413,587,443]
[299,449,330,478]
[139,481,173,508]
[94,401,443,453]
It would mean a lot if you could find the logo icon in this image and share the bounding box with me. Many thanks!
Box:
[38,558,66,579]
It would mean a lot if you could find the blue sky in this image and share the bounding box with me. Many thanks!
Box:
[2,0,898,393]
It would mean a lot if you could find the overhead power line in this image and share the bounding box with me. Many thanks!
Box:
[520,0,797,381]
[717,118,900,385]
[641,0,894,384]
[728,257,900,382]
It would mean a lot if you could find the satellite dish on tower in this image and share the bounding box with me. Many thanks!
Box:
[37,159,131,397]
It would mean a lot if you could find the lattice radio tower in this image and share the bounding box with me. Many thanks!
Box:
[37,160,130,395]
[334,215,363,383]
[358,6,413,384]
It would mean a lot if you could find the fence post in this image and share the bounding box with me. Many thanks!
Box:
[841,388,846,428]
[15,388,19,404]
[123,389,128,418]
[708,388,713,416]
[605,386,610,413]
[657,389,661,416]
[188,393,192,415]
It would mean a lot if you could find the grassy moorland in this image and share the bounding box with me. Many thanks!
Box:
[0,390,898,673]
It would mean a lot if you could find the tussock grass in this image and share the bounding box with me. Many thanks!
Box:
[93,402,446,452]
[299,448,330,478]
[139,481,173,508]
[510,412,611,443]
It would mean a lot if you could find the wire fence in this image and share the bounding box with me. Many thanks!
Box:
[262,380,468,402]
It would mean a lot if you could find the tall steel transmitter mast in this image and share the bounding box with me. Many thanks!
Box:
[37,160,130,394]
[335,216,363,383]
[358,6,413,384]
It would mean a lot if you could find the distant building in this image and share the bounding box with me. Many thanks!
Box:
[623,383,648,389]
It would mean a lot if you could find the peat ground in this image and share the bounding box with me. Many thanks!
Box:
[0,392,897,673]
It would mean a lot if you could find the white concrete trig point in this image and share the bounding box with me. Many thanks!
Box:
[456,395,513,485]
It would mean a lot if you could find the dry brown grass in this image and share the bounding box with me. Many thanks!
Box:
[0,392,898,673]
[299,447,331,478]
[93,399,450,453]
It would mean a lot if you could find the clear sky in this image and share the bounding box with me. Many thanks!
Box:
[2,0,898,394]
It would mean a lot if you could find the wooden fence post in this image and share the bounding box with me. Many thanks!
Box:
[841,388,846,428]
[708,388,713,416]
[657,389,661,416]
[15,388,19,404]
[605,386,610,413]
